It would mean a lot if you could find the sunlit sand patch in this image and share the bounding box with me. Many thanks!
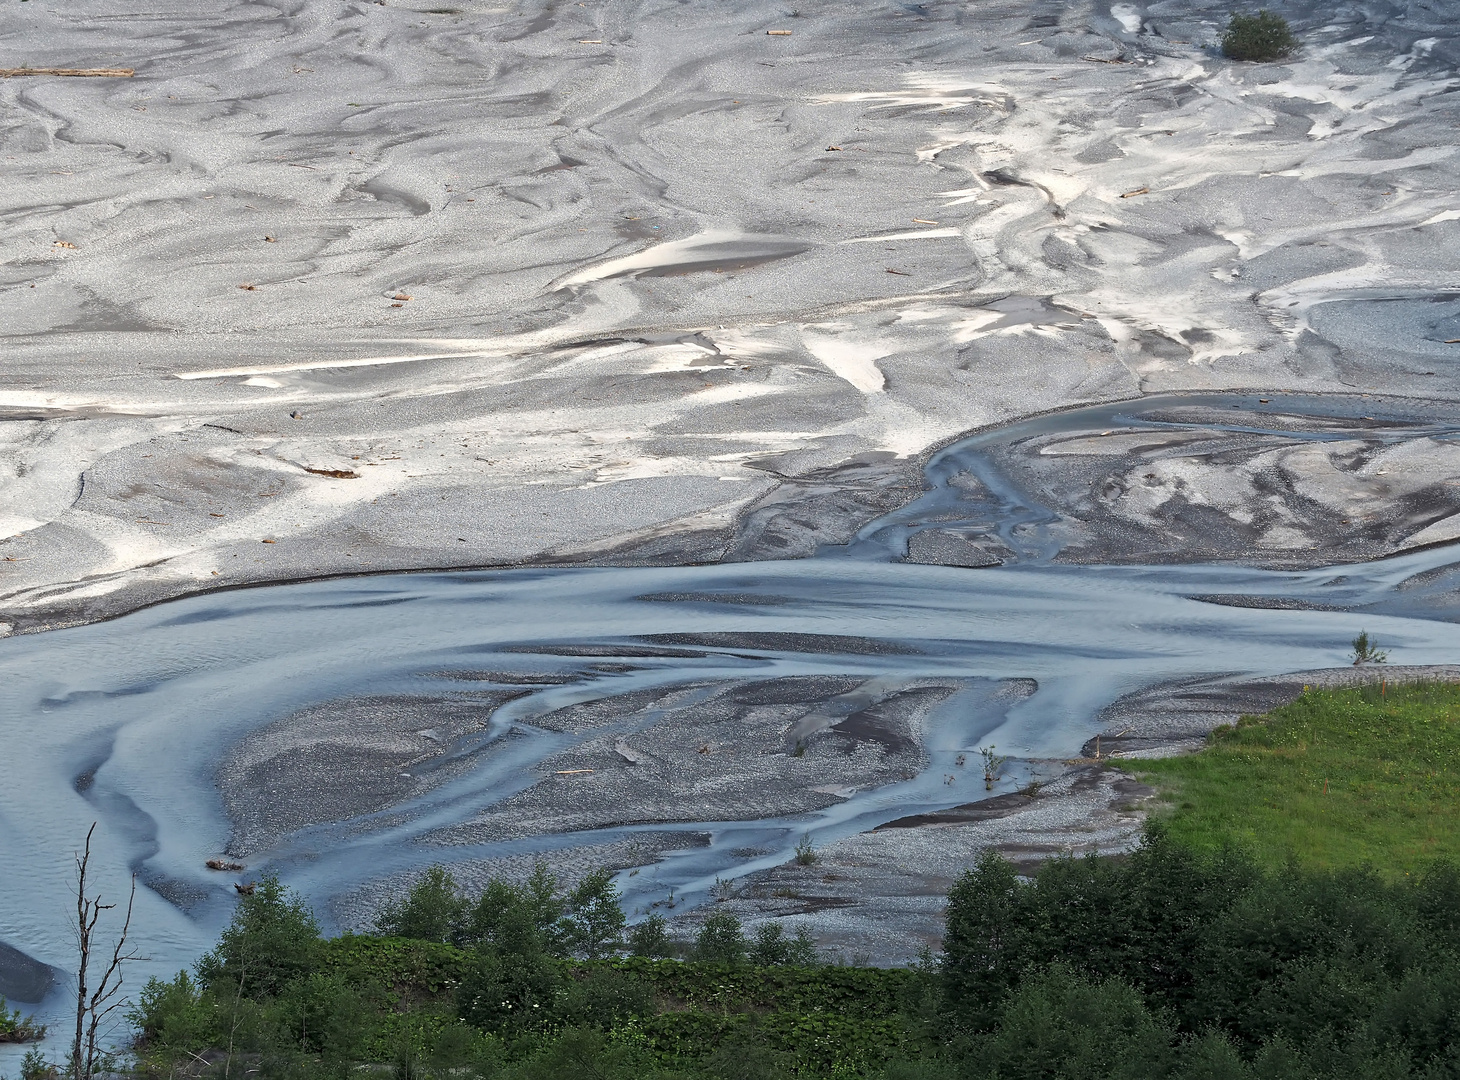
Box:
[800,331,889,394]
[556,230,811,288]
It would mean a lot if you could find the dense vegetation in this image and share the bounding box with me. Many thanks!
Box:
[1221,10,1298,61]
[0,999,45,1045]
[10,683,1458,1079]
[1128,682,1460,872]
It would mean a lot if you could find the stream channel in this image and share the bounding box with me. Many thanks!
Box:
[4,392,1460,1037]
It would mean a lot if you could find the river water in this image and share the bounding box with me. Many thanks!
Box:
[3,394,1459,1043]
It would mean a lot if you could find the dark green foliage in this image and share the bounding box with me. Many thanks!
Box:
[1222,11,1297,62]
[968,966,1175,1079]
[456,866,565,956]
[456,944,563,1034]
[128,972,212,1056]
[196,872,323,997]
[118,835,1460,1079]
[555,965,654,1029]
[694,910,748,963]
[374,865,468,944]
[562,868,627,960]
[319,933,467,999]
[0,996,45,1043]
[704,1032,795,1080]
[748,922,817,966]
[942,832,1460,1078]
[629,913,674,958]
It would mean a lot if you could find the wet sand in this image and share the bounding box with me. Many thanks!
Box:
[3,0,1459,633]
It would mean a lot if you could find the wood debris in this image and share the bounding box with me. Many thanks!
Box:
[1120,186,1150,198]
[825,145,843,151]
[0,67,134,78]
[1445,339,1460,344]
[205,858,245,872]
[886,268,910,275]
[53,240,77,249]
[767,29,792,35]
[912,218,939,225]
[554,768,594,775]
[304,466,360,479]
[238,284,256,291]
[393,292,413,300]
[261,538,276,544]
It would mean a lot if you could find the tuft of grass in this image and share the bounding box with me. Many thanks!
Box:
[1125,681,1460,875]
[1221,10,1297,61]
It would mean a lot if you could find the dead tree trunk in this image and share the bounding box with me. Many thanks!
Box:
[70,823,141,1080]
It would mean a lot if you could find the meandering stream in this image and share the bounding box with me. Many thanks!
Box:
[3,393,1459,1037]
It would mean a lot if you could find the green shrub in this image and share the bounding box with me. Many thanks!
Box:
[628,913,674,958]
[0,996,45,1044]
[694,911,748,963]
[970,966,1176,1080]
[748,923,817,966]
[1222,11,1297,61]
[128,971,215,1056]
[374,866,467,944]
[196,873,323,997]
[941,832,1460,1072]
[562,868,627,960]
[456,943,563,1034]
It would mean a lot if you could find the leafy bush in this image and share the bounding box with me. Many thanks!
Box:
[942,830,1460,1073]
[562,868,627,960]
[748,923,817,966]
[128,971,214,1056]
[374,865,467,944]
[196,872,323,997]
[694,911,748,963]
[1222,11,1297,61]
[628,913,674,958]
[456,942,563,1034]
[0,996,45,1043]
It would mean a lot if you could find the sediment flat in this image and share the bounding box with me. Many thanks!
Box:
[3,0,1458,632]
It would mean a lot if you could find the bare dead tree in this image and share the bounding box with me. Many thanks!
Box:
[71,823,143,1080]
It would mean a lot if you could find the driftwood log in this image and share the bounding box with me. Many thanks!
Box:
[0,68,134,78]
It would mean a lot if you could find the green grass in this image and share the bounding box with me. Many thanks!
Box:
[1126,681,1460,875]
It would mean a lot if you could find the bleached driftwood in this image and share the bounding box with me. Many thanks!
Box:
[0,67,134,78]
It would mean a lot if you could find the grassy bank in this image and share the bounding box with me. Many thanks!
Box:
[1127,681,1460,873]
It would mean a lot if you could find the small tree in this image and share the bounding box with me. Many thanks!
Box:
[980,746,1008,790]
[374,865,467,943]
[628,914,673,958]
[748,922,816,965]
[562,868,626,960]
[1222,11,1297,61]
[693,911,747,963]
[1352,630,1388,665]
[196,872,322,998]
[455,864,566,957]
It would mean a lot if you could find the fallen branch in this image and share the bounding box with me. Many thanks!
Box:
[0,68,134,78]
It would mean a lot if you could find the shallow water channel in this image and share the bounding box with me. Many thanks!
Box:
[3,394,1460,1041]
